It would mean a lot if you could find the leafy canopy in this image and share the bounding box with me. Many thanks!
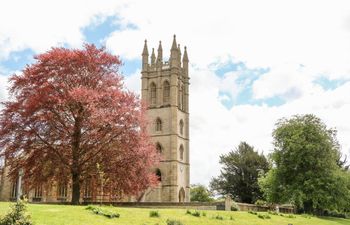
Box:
[0,44,159,204]
[190,184,214,202]
[259,114,350,213]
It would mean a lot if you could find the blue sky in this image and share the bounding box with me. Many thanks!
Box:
[1,0,350,185]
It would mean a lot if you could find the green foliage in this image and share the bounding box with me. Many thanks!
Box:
[213,215,223,220]
[0,200,33,225]
[210,142,270,203]
[257,213,271,219]
[191,211,201,217]
[301,214,312,219]
[85,205,119,219]
[323,210,349,219]
[248,210,258,215]
[185,210,200,217]
[149,210,160,217]
[268,210,278,215]
[230,203,239,211]
[259,114,350,214]
[190,184,214,202]
[166,219,184,225]
[255,199,267,206]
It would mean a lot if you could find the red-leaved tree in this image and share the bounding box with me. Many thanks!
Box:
[0,44,159,204]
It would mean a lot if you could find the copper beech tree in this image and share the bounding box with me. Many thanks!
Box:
[0,44,159,204]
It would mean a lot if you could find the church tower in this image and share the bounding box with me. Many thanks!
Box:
[141,35,190,202]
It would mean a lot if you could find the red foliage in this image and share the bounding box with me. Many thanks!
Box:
[0,44,159,204]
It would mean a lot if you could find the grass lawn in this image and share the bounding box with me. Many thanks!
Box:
[0,202,349,225]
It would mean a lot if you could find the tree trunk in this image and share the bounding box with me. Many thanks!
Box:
[71,110,82,205]
[71,172,80,205]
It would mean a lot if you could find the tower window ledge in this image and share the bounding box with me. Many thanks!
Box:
[160,104,171,108]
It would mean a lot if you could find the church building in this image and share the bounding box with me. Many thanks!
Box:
[0,36,190,203]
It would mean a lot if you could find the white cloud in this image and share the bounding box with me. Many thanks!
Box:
[189,67,350,184]
[123,69,141,95]
[104,0,350,74]
[1,0,350,187]
[0,0,128,59]
[252,64,325,100]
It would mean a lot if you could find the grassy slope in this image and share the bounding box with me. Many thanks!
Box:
[0,202,349,225]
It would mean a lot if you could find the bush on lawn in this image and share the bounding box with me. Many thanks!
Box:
[166,219,184,225]
[0,199,33,225]
[85,205,119,218]
[149,210,160,217]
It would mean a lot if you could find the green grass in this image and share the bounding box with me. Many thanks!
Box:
[0,202,349,225]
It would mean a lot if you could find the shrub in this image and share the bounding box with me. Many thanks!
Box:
[268,210,278,215]
[301,214,312,219]
[213,215,224,220]
[185,210,201,217]
[248,210,258,215]
[231,202,239,211]
[255,199,267,206]
[85,205,119,219]
[166,219,184,225]
[191,211,201,217]
[324,210,348,218]
[257,213,271,219]
[149,211,160,218]
[0,199,33,225]
[202,212,206,217]
[279,213,296,218]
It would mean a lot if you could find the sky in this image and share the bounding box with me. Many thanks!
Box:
[1,0,350,185]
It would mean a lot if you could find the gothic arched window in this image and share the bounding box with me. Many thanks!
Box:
[57,182,68,200]
[156,142,162,153]
[150,82,157,105]
[178,83,181,109]
[156,118,162,131]
[181,85,185,111]
[33,185,43,201]
[179,119,184,135]
[163,80,170,104]
[179,144,184,161]
[83,179,92,200]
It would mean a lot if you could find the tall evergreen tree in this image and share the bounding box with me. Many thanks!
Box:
[210,142,269,203]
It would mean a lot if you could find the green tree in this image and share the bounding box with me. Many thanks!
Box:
[210,142,269,203]
[259,114,350,214]
[190,184,214,202]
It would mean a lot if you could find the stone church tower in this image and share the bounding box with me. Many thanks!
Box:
[140,35,190,202]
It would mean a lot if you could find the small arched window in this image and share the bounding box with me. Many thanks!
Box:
[163,80,170,103]
[156,118,162,131]
[150,82,157,105]
[156,142,162,153]
[155,168,162,182]
[179,120,184,135]
[179,144,184,161]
